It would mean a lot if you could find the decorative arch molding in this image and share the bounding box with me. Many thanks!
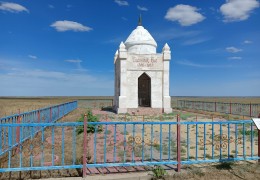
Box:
[136,71,152,79]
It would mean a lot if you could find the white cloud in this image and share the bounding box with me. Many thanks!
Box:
[182,37,211,45]
[65,59,82,63]
[226,46,243,53]
[114,0,129,6]
[0,67,113,96]
[220,0,259,22]
[165,5,205,26]
[0,2,29,13]
[51,20,92,32]
[28,55,37,59]
[65,59,87,71]
[137,5,148,11]
[244,40,252,44]
[48,4,54,9]
[121,17,127,21]
[228,56,242,60]
[0,60,114,96]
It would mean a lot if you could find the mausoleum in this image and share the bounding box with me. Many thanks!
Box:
[113,18,172,114]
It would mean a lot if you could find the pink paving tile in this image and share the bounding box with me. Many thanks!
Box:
[133,166,146,171]
[115,166,128,172]
[124,166,136,172]
[106,167,119,173]
[87,168,100,174]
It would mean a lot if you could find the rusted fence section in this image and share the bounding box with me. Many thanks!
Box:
[177,100,260,117]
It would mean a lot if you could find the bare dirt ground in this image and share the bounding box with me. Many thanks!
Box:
[1,97,260,179]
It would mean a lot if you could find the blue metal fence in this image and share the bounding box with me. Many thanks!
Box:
[0,101,78,157]
[0,119,258,175]
[177,100,260,117]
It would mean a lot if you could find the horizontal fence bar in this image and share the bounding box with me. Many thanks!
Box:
[0,120,254,127]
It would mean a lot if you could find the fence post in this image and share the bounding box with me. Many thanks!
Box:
[250,102,252,117]
[63,104,65,117]
[177,114,181,172]
[215,101,217,112]
[58,106,60,119]
[258,114,260,163]
[50,107,52,123]
[258,129,260,163]
[230,101,232,114]
[38,110,40,123]
[83,114,88,178]
[16,109,21,153]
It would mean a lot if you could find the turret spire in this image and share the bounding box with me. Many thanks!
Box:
[138,14,142,26]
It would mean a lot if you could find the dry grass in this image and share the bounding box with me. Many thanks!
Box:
[0,96,113,118]
[0,98,70,118]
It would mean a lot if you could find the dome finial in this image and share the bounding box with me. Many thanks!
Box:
[138,14,142,26]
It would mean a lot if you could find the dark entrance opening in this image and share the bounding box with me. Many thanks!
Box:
[138,73,151,107]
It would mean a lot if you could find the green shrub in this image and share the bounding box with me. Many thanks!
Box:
[76,110,102,135]
[152,165,167,179]
[181,148,186,153]
[239,129,258,136]
[153,144,160,151]
[215,162,233,170]
[205,154,212,159]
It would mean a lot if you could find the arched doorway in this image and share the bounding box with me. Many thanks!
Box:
[138,73,151,107]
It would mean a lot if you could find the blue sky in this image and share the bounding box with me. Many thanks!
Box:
[0,0,259,96]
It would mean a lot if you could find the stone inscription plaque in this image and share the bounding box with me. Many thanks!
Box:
[128,54,163,70]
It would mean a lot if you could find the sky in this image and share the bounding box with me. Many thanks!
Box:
[0,0,259,96]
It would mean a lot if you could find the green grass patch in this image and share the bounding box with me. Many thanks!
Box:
[76,110,102,135]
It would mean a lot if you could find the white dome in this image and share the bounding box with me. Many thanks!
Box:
[125,26,157,54]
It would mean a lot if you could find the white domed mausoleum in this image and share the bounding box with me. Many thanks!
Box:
[113,17,172,114]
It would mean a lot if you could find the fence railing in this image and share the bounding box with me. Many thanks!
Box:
[177,100,260,117]
[0,101,78,157]
[0,118,259,177]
